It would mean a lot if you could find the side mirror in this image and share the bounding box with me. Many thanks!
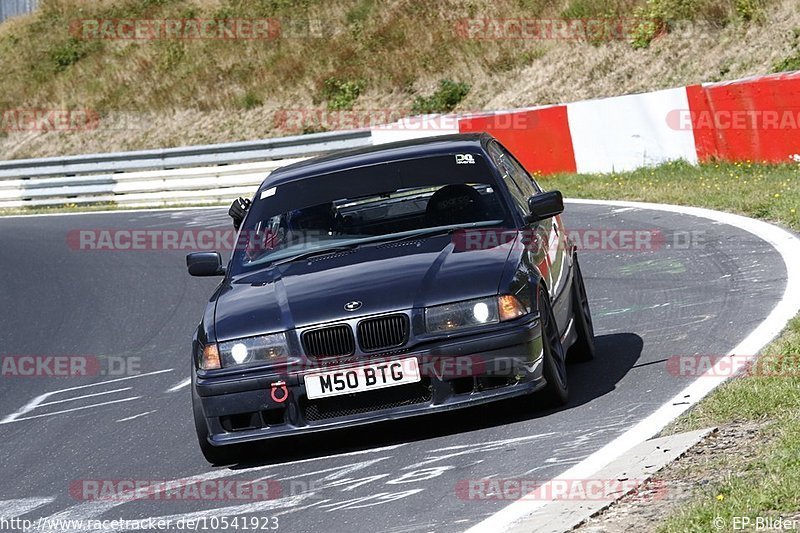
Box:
[187,252,226,277]
[526,191,564,223]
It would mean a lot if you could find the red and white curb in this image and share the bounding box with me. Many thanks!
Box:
[374,71,800,175]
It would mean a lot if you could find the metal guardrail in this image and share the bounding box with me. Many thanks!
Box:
[0,129,371,179]
[0,159,309,208]
[0,130,371,209]
[0,0,37,23]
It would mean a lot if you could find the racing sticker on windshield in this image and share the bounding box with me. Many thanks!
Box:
[260,187,277,200]
[455,154,475,164]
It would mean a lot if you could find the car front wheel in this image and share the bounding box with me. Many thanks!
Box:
[567,255,595,363]
[537,286,569,406]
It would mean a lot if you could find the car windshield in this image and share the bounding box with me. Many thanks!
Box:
[231,153,513,273]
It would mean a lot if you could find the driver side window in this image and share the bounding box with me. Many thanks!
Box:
[490,141,543,198]
[488,141,529,217]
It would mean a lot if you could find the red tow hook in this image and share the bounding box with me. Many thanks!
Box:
[270,381,289,403]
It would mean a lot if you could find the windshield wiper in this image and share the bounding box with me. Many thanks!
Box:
[270,224,492,266]
[372,220,505,247]
[372,227,460,247]
[271,244,360,266]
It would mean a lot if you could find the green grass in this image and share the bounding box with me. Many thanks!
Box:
[658,318,800,532]
[543,159,800,532]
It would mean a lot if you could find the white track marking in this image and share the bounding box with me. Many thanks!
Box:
[0,368,173,424]
[30,445,406,532]
[37,388,132,407]
[8,397,142,422]
[116,410,156,422]
[466,200,800,532]
[317,489,425,511]
[111,495,310,531]
[271,457,391,483]
[165,377,191,392]
[266,443,408,470]
[429,434,556,454]
[404,434,556,470]
[0,497,55,519]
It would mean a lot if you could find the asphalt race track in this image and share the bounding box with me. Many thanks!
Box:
[0,202,787,533]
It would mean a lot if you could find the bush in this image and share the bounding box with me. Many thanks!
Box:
[320,78,364,111]
[735,0,765,22]
[630,15,667,49]
[241,91,263,110]
[411,79,470,115]
[49,38,91,71]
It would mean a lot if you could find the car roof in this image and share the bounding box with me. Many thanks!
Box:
[260,132,492,190]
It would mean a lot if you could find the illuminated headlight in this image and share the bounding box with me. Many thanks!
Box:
[217,332,289,368]
[424,295,529,334]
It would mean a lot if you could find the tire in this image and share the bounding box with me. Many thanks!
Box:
[537,286,569,406]
[567,255,595,363]
[193,393,238,466]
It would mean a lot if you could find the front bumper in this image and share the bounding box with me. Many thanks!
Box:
[194,317,544,446]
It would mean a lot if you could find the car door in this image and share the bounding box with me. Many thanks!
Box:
[489,141,571,327]
[487,141,555,293]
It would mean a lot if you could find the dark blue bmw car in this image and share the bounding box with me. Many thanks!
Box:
[187,133,594,465]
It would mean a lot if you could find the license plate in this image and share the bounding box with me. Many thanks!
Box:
[304,357,421,400]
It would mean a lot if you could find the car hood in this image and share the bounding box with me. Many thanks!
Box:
[212,233,516,341]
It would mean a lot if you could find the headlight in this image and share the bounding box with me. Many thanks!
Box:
[215,332,289,368]
[425,295,529,334]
